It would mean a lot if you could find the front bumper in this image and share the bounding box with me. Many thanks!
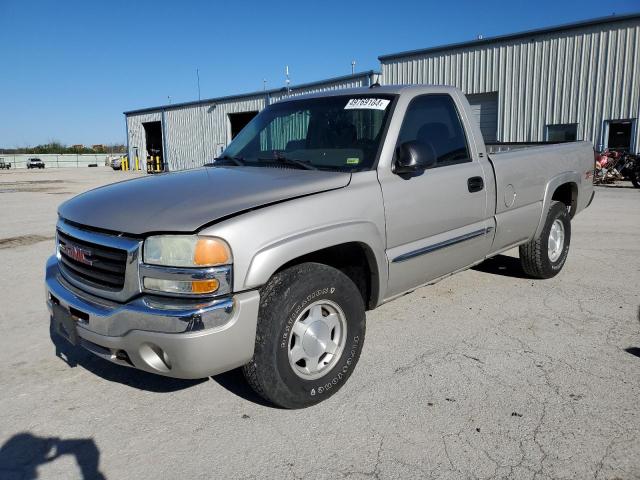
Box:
[45,256,260,379]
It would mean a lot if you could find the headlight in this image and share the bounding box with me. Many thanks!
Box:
[144,235,232,267]
[141,235,232,296]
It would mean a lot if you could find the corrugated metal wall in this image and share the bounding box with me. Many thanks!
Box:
[164,95,266,171]
[125,73,373,171]
[380,18,640,152]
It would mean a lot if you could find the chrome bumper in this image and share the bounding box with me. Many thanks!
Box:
[45,256,260,379]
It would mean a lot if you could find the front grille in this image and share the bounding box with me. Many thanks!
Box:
[57,229,128,290]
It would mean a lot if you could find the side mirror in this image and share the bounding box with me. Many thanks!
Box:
[394,141,437,174]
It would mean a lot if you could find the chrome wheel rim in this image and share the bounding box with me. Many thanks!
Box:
[288,300,347,380]
[548,219,565,262]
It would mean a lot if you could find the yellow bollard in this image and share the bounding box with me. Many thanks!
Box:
[135,156,139,171]
[122,157,128,171]
[156,156,160,172]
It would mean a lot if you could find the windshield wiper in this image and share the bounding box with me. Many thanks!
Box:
[209,155,246,166]
[258,156,317,170]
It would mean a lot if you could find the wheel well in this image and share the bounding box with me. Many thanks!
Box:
[277,242,379,310]
[551,182,578,218]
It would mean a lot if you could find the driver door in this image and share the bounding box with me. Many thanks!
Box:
[380,93,493,298]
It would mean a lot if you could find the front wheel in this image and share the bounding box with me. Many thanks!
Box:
[243,262,366,408]
[631,170,640,188]
[519,200,571,279]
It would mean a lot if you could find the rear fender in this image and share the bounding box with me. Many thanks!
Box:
[533,171,580,239]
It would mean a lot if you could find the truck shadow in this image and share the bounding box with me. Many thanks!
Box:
[50,323,276,406]
[595,183,637,189]
[0,432,105,479]
[50,323,205,393]
[211,369,278,408]
[625,347,640,359]
[472,254,529,279]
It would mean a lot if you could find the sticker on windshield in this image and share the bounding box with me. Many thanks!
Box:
[346,158,360,165]
[344,98,390,110]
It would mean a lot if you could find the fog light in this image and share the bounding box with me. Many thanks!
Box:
[139,343,171,372]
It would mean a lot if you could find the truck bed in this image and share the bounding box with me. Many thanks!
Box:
[486,141,595,255]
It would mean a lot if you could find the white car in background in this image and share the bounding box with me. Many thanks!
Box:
[107,155,126,170]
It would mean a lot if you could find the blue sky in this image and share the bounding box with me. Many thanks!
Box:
[0,0,637,147]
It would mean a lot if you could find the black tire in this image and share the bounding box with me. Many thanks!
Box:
[631,171,640,188]
[243,262,366,409]
[519,201,571,279]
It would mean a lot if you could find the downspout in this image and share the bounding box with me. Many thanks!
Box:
[125,114,130,160]
[161,109,170,171]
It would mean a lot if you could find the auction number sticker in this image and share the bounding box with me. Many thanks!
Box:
[344,98,390,110]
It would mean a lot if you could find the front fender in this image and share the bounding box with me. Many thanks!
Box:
[243,220,387,305]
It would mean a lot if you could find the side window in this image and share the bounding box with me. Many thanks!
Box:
[396,95,471,167]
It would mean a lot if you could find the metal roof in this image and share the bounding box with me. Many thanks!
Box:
[124,70,378,115]
[271,84,458,101]
[378,12,640,61]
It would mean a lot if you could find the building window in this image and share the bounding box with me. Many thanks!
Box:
[546,124,578,142]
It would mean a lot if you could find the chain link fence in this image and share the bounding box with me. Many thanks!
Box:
[0,154,124,169]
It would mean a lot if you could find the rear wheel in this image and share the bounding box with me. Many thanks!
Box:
[519,201,571,279]
[243,262,366,409]
[631,170,640,188]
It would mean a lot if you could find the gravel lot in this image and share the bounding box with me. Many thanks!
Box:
[0,168,638,479]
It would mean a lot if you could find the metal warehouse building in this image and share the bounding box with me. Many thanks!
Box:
[124,71,378,171]
[124,13,640,172]
[380,13,640,152]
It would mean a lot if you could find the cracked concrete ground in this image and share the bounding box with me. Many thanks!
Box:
[0,168,638,479]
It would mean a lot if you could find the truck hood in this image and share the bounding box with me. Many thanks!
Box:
[59,167,351,235]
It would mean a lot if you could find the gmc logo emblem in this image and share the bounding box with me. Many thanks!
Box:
[60,244,93,266]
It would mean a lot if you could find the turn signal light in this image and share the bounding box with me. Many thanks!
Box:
[194,238,231,266]
[191,279,220,294]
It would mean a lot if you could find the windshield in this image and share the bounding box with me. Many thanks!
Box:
[219,94,395,171]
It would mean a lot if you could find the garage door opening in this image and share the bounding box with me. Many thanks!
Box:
[143,121,164,171]
[606,120,634,152]
[228,111,258,139]
[466,92,498,142]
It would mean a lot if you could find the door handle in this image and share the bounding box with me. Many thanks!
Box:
[467,176,484,193]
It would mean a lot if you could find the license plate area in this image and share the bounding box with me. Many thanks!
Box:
[52,303,79,346]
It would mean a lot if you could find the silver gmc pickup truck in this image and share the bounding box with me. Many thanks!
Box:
[46,85,595,408]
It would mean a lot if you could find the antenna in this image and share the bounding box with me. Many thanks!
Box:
[196,68,202,101]
[167,95,171,105]
[351,60,356,75]
[263,78,267,91]
[285,65,290,92]
[196,68,205,165]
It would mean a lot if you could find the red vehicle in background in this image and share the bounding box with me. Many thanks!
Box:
[595,149,640,187]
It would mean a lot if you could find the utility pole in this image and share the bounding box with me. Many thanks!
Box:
[285,65,290,92]
[351,60,356,75]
